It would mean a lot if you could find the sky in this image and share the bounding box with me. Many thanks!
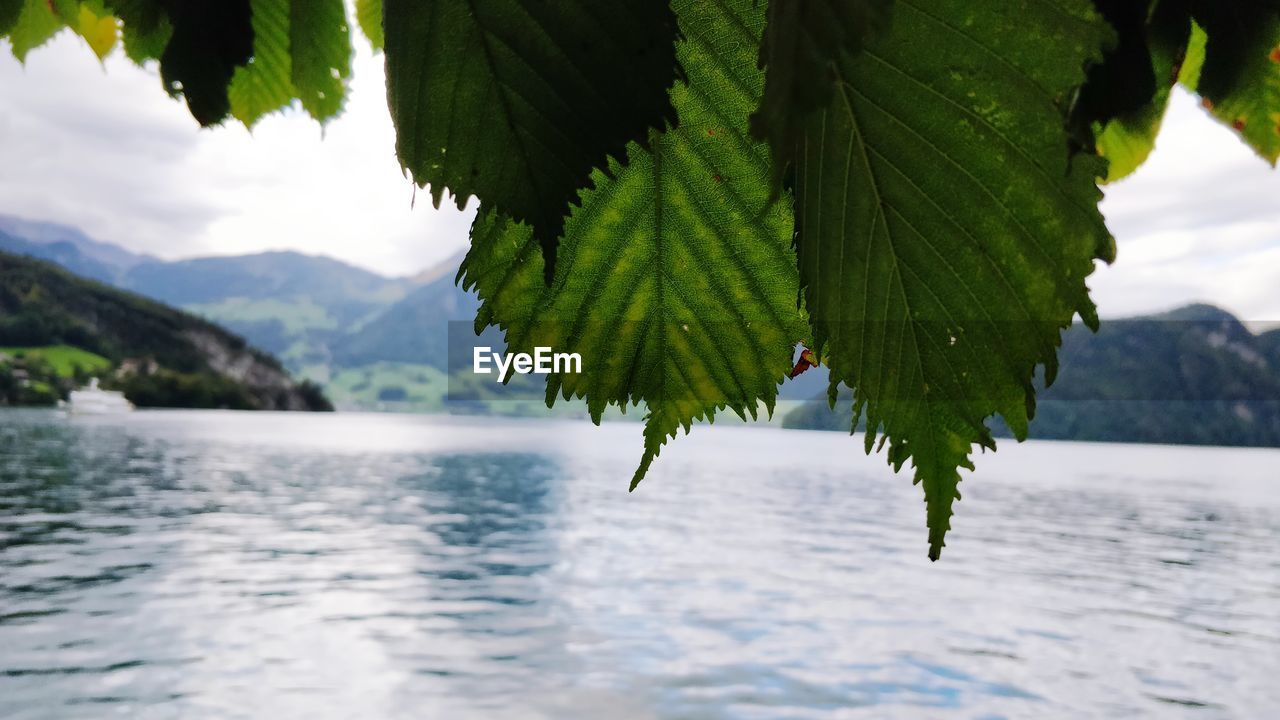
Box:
[0,29,475,278]
[0,25,1278,322]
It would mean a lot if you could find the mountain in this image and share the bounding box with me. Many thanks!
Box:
[1260,329,1280,368]
[331,254,478,369]
[120,249,491,409]
[122,251,419,369]
[0,214,422,374]
[0,214,496,409]
[124,251,412,319]
[0,251,330,411]
[783,304,1280,448]
[0,215,150,278]
[10,215,1278,426]
[0,228,122,284]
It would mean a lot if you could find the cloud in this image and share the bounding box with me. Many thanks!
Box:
[1095,90,1280,325]
[0,28,474,277]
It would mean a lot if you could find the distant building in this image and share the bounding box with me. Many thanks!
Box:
[117,357,159,377]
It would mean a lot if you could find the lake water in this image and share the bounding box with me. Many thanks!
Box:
[1,409,1277,719]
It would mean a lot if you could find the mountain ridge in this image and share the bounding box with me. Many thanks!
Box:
[12,214,1275,430]
[784,305,1280,447]
[0,214,153,272]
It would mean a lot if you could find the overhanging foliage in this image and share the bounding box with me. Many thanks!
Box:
[5,0,1279,557]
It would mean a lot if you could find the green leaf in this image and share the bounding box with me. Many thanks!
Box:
[1190,1,1280,100]
[227,0,352,126]
[1185,4,1280,164]
[1071,0,1156,137]
[355,0,381,51]
[384,0,682,278]
[460,0,805,489]
[1177,18,1205,88]
[105,0,171,64]
[752,0,894,185]
[1095,0,1196,181]
[158,0,255,126]
[1093,1,1280,176]
[0,0,24,36]
[794,0,1115,559]
[289,0,350,122]
[228,0,294,127]
[7,0,65,62]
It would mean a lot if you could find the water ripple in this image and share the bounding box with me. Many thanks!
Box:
[0,409,1277,718]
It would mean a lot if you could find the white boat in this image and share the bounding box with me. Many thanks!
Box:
[68,378,134,414]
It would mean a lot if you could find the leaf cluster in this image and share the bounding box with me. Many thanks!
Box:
[1087,0,1280,179]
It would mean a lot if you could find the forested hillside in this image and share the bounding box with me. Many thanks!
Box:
[785,305,1280,448]
[0,251,330,411]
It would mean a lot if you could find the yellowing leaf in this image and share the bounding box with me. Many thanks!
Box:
[74,3,119,60]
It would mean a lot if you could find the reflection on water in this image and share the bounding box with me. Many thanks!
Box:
[1,409,1278,719]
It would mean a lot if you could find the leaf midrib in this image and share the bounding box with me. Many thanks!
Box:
[832,78,1024,445]
[832,75,924,443]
